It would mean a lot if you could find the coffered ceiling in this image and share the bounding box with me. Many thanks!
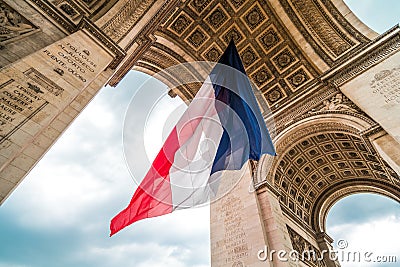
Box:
[134,0,374,111]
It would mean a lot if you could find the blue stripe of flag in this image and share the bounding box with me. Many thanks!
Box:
[210,40,276,175]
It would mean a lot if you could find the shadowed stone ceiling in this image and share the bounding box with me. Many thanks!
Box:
[134,0,373,111]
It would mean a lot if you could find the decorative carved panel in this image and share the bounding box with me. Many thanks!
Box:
[205,4,228,31]
[285,67,312,91]
[242,3,268,32]
[101,0,156,42]
[186,26,209,49]
[271,46,298,73]
[240,44,260,68]
[288,0,353,57]
[287,226,327,267]
[228,0,246,10]
[168,11,193,36]
[189,0,212,14]
[279,0,369,64]
[221,25,245,46]
[251,64,274,88]
[257,24,283,53]
[263,84,287,106]
[203,44,222,62]
[0,1,38,46]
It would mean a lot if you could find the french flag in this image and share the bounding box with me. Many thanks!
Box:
[110,40,275,236]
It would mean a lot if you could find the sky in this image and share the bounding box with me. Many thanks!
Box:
[0,1,399,267]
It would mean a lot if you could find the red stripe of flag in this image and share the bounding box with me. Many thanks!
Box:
[110,115,205,236]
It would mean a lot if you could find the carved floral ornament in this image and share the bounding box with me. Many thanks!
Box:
[0,2,36,45]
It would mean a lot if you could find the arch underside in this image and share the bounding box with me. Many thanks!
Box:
[257,114,400,236]
[133,0,377,110]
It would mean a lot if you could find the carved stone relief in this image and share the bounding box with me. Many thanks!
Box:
[154,0,323,106]
[288,0,353,57]
[287,226,327,267]
[308,93,359,113]
[0,1,37,47]
[101,0,156,42]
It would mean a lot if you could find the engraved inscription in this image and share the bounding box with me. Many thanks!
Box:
[0,79,48,142]
[0,67,66,143]
[370,67,400,105]
[24,68,64,97]
[42,42,97,83]
[218,195,249,264]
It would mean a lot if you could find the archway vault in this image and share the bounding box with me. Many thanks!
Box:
[125,0,378,111]
[256,113,400,236]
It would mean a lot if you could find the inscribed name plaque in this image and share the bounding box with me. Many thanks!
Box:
[0,30,114,200]
[0,66,71,139]
[340,51,400,143]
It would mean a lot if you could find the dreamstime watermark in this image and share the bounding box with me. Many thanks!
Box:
[257,239,397,264]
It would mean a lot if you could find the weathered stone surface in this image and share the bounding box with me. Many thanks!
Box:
[211,165,270,267]
[341,50,400,143]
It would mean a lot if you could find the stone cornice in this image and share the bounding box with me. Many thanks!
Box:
[321,25,400,86]
[28,0,126,69]
[77,17,126,69]
[29,0,76,33]
[108,35,155,87]
[107,0,181,87]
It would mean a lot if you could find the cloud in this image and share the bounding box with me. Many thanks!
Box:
[327,193,400,225]
[327,194,400,267]
[344,0,400,33]
[0,71,211,267]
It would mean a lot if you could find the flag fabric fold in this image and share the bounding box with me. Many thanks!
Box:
[110,40,275,236]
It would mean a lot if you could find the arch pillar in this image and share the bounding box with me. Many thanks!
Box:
[254,108,400,267]
[370,131,400,175]
[210,165,274,267]
[257,186,297,267]
[316,232,340,267]
[0,25,120,204]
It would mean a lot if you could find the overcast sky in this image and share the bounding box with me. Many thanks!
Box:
[0,1,399,267]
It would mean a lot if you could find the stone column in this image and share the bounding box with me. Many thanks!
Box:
[257,186,297,267]
[210,164,272,267]
[316,232,341,267]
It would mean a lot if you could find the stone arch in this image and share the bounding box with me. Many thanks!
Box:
[256,111,374,185]
[256,112,400,234]
[132,35,211,101]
